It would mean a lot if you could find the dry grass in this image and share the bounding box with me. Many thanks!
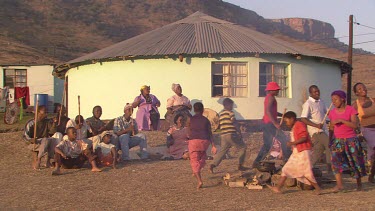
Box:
[0,131,374,210]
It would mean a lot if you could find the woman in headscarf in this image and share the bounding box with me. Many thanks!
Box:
[352,82,375,183]
[165,83,192,127]
[132,85,161,131]
[329,90,366,191]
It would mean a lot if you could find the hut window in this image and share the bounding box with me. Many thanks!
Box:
[211,62,248,97]
[259,63,289,97]
[3,69,27,88]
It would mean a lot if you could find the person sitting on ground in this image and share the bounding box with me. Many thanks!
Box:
[86,106,107,136]
[95,131,117,169]
[65,115,93,149]
[114,103,149,161]
[209,98,248,173]
[132,85,161,131]
[86,105,120,152]
[268,111,321,195]
[188,102,217,189]
[23,105,62,170]
[165,83,192,127]
[52,127,101,175]
[55,104,70,135]
[166,114,189,160]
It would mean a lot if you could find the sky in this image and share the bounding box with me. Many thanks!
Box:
[225,0,375,53]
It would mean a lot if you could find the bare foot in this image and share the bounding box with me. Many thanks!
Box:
[51,169,62,176]
[314,189,322,195]
[45,162,55,169]
[92,167,102,172]
[266,184,282,194]
[197,182,203,190]
[332,186,344,193]
[33,160,41,170]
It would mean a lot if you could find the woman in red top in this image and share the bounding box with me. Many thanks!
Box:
[268,111,321,194]
[253,82,289,167]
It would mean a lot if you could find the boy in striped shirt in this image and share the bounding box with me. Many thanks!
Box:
[209,98,248,173]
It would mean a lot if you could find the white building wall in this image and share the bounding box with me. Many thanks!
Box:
[1,65,59,112]
[66,56,342,120]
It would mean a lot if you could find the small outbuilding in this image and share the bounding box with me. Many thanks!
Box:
[53,12,350,120]
[1,64,63,112]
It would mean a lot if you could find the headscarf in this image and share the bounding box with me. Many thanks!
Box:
[171,83,181,92]
[331,90,346,100]
[140,85,150,92]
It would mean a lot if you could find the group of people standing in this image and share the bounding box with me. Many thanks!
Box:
[261,82,374,194]
[22,81,375,192]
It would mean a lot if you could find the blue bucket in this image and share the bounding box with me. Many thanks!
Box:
[34,94,48,112]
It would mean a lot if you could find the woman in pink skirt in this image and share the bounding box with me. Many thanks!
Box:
[188,102,217,189]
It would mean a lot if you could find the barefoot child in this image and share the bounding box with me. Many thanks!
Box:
[188,102,217,189]
[268,111,321,194]
[96,131,117,169]
[23,105,62,170]
[52,127,101,175]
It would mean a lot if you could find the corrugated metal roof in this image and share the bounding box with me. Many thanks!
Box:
[54,11,350,76]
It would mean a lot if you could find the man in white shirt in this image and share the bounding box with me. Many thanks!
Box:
[301,85,331,172]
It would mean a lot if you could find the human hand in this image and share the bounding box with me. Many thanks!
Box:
[287,142,294,147]
[317,123,323,129]
[211,146,217,155]
[61,153,67,159]
[134,97,141,106]
[331,119,343,125]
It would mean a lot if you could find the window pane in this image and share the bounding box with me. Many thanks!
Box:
[5,69,15,75]
[212,62,248,97]
[259,63,289,97]
[213,87,223,97]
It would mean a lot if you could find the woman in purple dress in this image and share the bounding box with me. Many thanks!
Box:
[132,85,161,131]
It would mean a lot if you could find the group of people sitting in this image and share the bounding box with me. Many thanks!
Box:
[22,81,375,193]
[22,83,194,175]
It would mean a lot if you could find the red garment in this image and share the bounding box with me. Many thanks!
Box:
[188,139,210,173]
[14,87,30,105]
[263,93,278,124]
[293,121,312,152]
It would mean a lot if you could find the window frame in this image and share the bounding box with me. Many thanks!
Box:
[258,62,290,98]
[3,68,27,88]
[211,62,248,98]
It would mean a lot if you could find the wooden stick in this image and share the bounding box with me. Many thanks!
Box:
[131,118,135,136]
[58,80,67,126]
[279,108,287,126]
[275,108,287,137]
[33,99,39,149]
[321,103,333,124]
[78,95,81,124]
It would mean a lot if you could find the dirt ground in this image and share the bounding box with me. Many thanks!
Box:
[0,131,374,210]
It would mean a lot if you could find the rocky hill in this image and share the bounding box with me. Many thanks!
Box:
[1,0,369,62]
[0,0,373,96]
